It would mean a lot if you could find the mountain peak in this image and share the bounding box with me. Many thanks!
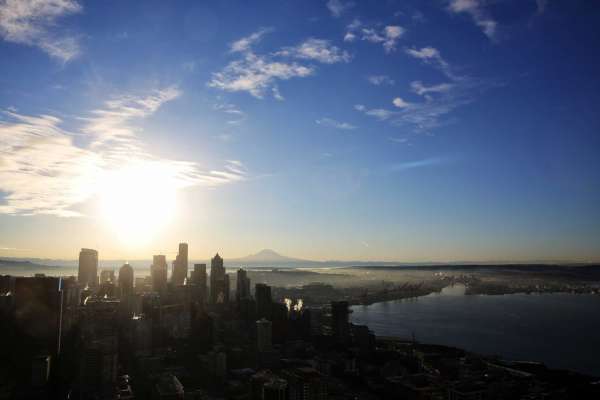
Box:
[254,249,282,257]
[231,249,307,263]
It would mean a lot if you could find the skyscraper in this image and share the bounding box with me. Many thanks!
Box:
[118,263,134,297]
[236,268,251,302]
[151,255,168,292]
[99,270,115,284]
[191,263,207,302]
[209,253,229,304]
[13,276,64,356]
[331,301,350,344]
[78,248,98,287]
[172,243,188,286]
[256,318,272,352]
[255,283,272,319]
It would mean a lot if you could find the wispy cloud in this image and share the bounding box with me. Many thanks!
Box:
[389,157,451,172]
[0,87,246,217]
[277,38,351,64]
[410,81,454,96]
[392,97,410,108]
[316,117,357,130]
[326,0,354,18]
[214,101,246,125]
[344,20,405,53]
[209,30,349,99]
[447,0,497,40]
[354,105,395,121]
[230,27,272,53]
[0,0,82,62]
[356,46,492,131]
[362,25,405,53]
[405,46,449,72]
[0,246,30,252]
[208,51,313,99]
[367,75,395,86]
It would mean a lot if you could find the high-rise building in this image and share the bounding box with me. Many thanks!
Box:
[99,270,115,284]
[209,253,229,304]
[256,318,272,352]
[172,243,188,286]
[151,255,168,292]
[331,301,350,344]
[191,264,207,287]
[255,283,272,319]
[236,268,251,302]
[191,263,207,302]
[281,367,326,400]
[14,276,63,356]
[78,248,98,287]
[79,297,120,398]
[263,379,288,400]
[118,263,134,297]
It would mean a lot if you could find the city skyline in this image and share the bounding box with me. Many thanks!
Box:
[1,0,600,262]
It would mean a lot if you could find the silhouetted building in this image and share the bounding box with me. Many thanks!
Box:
[154,373,185,399]
[78,248,98,287]
[79,297,120,398]
[151,255,168,292]
[31,355,51,388]
[210,253,229,304]
[281,367,327,400]
[331,301,350,344]
[264,379,288,400]
[99,269,115,284]
[191,263,207,303]
[257,318,272,352]
[236,268,251,302]
[118,262,134,297]
[172,243,188,286]
[256,283,272,319]
[13,276,63,356]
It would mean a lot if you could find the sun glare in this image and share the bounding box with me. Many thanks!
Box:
[98,162,179,247]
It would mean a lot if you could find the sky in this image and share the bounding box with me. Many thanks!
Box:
[0,0,599,262]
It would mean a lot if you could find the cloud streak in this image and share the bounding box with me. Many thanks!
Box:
[326,0,353,18]
[0,87,246,216]
[389,157,451,172]
[209,30,349,99]
[316,117,357,130]
[344,20,405,53]
[447,0,497,40]
[367,75,395,86]
[0,0,82,62]
[356,46,491,131]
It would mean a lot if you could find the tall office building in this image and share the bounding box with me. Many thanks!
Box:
[78,248,98,287]
[209,253,229,304]
[14,276,63,356]
[191,264,207,287]
[151,255,168,292]
[99,270,115,284]
[256,318,272,352]
[118,263,134,297]
[191,263,207,302]
[172,243,188,286]
[331,301,350,344]
[236,268,251,302]
[255,283,272,319]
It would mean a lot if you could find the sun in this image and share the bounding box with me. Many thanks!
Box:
[98,162,179,247]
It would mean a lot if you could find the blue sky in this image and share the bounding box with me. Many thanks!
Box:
[0,0,599,261]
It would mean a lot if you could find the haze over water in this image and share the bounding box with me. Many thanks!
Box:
[351,285,600,377]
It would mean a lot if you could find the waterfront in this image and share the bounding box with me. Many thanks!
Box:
[351,285,600,377]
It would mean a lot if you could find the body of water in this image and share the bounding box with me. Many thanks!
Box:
[351,285,600,377]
